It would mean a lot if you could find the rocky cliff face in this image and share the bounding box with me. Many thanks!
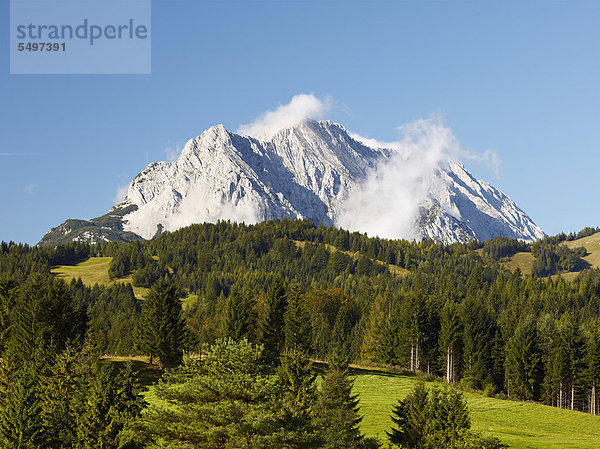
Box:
[39,120,544,246]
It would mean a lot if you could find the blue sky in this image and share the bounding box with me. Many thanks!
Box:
[1,0,599,244]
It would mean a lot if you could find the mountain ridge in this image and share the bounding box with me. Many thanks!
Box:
[39,119,544,246]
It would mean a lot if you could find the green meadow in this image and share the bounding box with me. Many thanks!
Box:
[111,357,600,449]
[51,256,150,299]
[352,367,600,448]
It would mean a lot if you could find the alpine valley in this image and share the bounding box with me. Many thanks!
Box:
[39,119,544,246]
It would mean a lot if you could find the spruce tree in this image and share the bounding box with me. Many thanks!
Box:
[75,363,144,448]
[222,288,256,341]
[438,301,462,384]
[313,352,375,449]
[138,279,184,368]
[0,276,16,356]
[277,350,320,447]
[284,284,312,355]
[259,278,287,364]
[387,381,429,448]
[585,326,600,415]
[0,361,45,449]
[6,277,85,367]
[506,316,543,400]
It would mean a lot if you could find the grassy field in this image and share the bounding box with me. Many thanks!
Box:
[564,232,600,270]
[496,231,600,280]
[51,257,150,299]
[352,367,600,448]
[129,357,600,448]
[498,251,534,275]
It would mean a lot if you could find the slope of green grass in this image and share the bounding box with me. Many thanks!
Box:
[498,251,534,275]
[496,232,600,279]
[564,232,600,270]
[133,357,600,449]
[51,256,150,299]
[353,368,600,448]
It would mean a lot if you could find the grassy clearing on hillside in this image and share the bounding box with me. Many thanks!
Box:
[293,240,410,277]
[564,232,600,270]
[353,368,600,448]
[131,357,600,449]
[498,251,534,275]
[51,257,150,299]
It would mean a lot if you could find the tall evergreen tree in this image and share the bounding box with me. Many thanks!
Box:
[221,288,257,341]
[6,277,85,366]
[259,278,287,364]
[277,350,320,447]
[138,279,184,368]
[506,316,543,400]
[284,284,312,355]
[313,354,376,449]
[388,381,429,448]
[584,325,600,415]
[0,276,16,356]
[0,361,45,449]
[75,363,144,449]
[438,301,462,384]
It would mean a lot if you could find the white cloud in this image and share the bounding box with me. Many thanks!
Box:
[112,185,129,204]
[24,183,36,194]
[338,117,501,240]
[237,93,332,140]
[165,145,182,162]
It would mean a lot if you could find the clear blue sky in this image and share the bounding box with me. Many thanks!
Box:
[1,0,599,244]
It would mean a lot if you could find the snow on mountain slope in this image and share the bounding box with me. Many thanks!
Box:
[121,120,386,239]
[39,119,544,246]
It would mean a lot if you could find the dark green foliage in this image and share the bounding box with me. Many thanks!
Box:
[258,278,287,364]
[284,284,313,354]
[277,350,320,447]
[222,288,257,341]
[388,382,504,449]
[531,240,587,276]
[0,346,144,449]
[6,277,86,366]
[138,279,184,368]
[134,339,284,448]
[75,363,144,448]
[313,359,375,449]
[4,219,600,414]
[0,361,44,448]
[483,237,529,260]
[388,381,429,448]
[0,276,16,355]
[506,316,543,400]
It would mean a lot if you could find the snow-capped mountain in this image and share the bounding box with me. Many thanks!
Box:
[39,120,544,246]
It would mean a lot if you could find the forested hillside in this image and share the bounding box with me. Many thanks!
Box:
[1,220,600,447]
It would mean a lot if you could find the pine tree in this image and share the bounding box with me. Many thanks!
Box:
[284,284,312,355]
[277,350,320,447]
[387,380,429,448]
[438,301,462,384]
[506,316,543,400]
[134,339,282,448]
[0,276,16,356]
[6,277,85,367]
[585,326,600,415]
[313,353,375,449]
[75,362,144,448]
[0,361,45,449]
[221,288,256,341]
[138,279,184,368]
[259,278,287,364]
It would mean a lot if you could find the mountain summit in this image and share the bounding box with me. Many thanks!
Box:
[39,120,544,246]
